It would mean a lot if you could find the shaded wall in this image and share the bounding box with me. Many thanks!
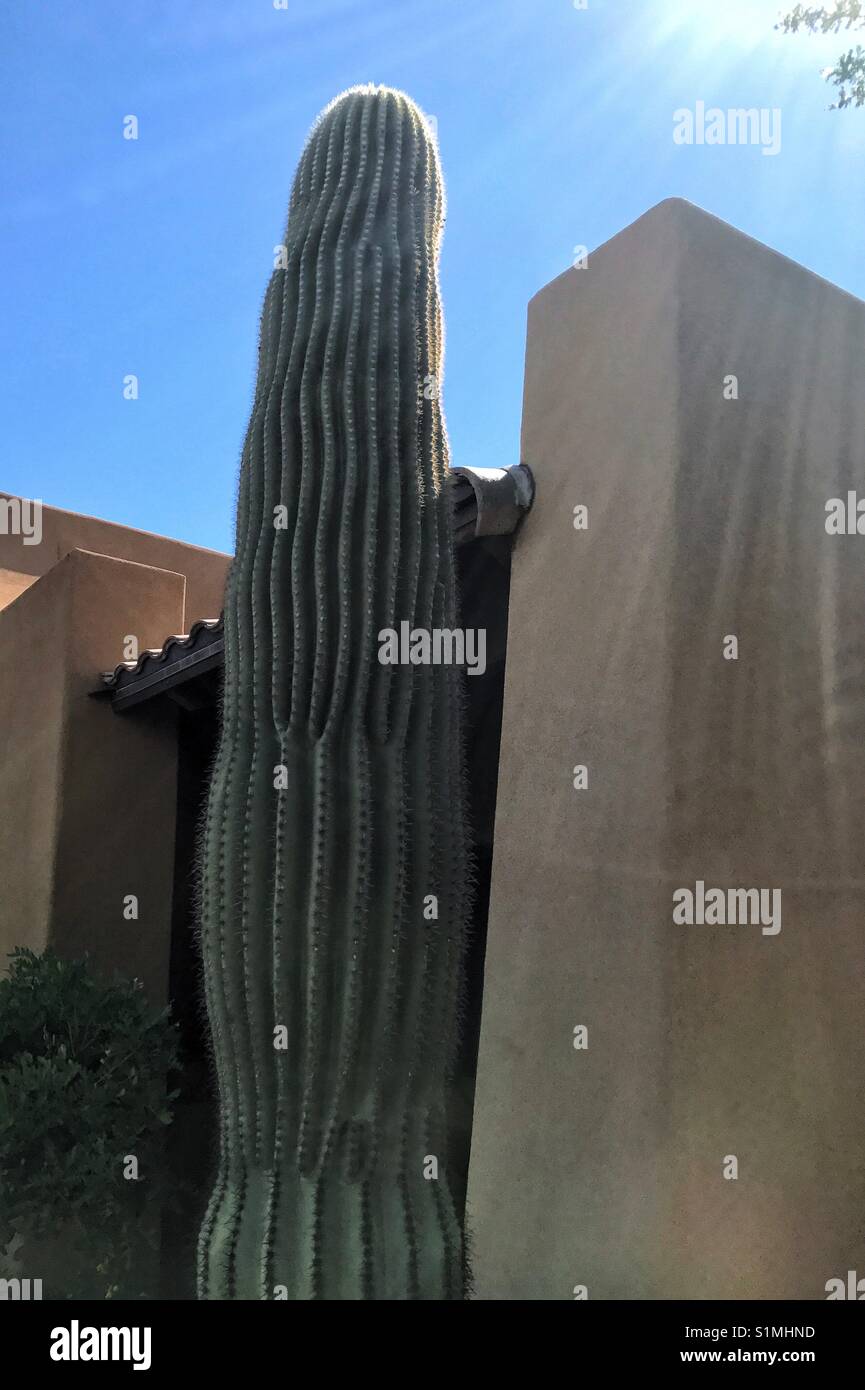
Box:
[0,549,185,997]
[467,199,865,1299]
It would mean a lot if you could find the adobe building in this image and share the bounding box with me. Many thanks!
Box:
[0,499,231,999]
[0,466,524,1006]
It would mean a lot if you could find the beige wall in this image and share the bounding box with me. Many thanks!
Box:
[0,568,34,609]
[467,199,865,1299]
[0,500,230,995]
[0,549,189,998]
[0,495,230,624]
[0,559,70,962]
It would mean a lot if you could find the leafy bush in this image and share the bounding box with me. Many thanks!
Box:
[0,948,181,1299]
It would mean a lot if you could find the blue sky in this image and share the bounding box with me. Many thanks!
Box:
[2,0,862,554]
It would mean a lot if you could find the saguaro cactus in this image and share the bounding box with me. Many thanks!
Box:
[197,85,470,1300]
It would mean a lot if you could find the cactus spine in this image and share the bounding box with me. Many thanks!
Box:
[197,86,470,1300]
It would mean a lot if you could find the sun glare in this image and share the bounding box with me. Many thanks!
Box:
[659,0,791,56]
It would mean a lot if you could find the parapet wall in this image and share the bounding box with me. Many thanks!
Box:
[467,199,865,1300]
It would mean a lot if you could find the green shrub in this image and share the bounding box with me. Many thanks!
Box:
[0,948,181,1299]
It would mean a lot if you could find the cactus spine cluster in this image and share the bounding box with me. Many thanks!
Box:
[197,85,470,1300]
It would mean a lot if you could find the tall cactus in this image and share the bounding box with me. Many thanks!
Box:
[196,85,470,1300]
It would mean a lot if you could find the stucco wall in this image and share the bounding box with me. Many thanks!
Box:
[0,496,230,623]
[0,501,231,995]
[0,559,70,963]
[0,549,188,999]
[0,568,35,609]
[467,199,865,1299]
